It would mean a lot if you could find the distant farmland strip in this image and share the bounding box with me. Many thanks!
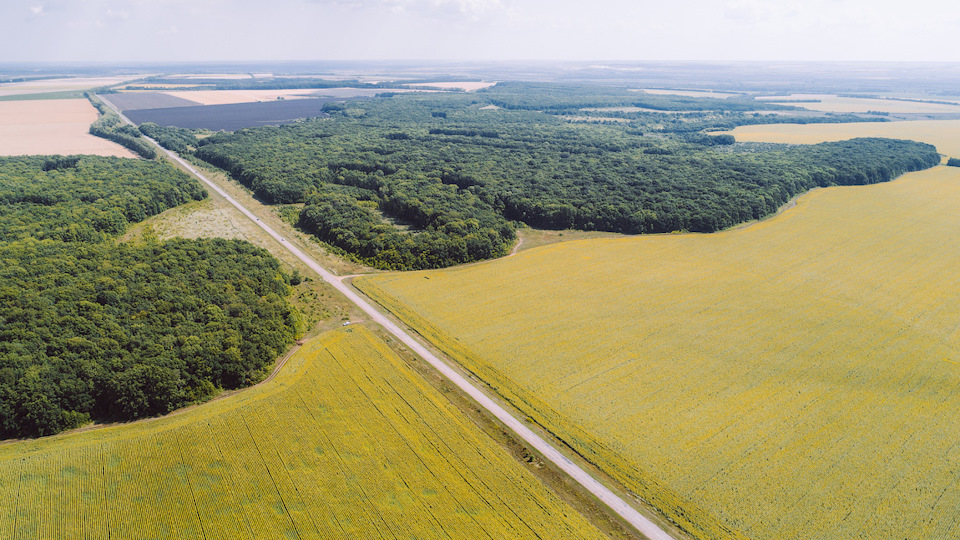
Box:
[0,327,605,539]
[0,90,87,101]
[102,91,202,111]
[119,97,357,131]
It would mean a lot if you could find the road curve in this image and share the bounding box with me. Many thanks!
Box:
[99,95,675,540]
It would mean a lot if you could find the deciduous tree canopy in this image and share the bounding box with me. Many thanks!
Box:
[0,156,299,438]
[191,87,939,269]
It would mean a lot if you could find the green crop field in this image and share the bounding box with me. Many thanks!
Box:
[357,164,960,539]
[0,327,604,539]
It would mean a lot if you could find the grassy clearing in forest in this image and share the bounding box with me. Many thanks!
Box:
[119,180,363,336]
[0,327,605,540]
[357,165,960,539]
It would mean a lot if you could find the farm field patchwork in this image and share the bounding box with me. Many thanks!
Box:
[0,99,135,157]
[719,119,960,158]
[356,165,960,539]
[0,327,604,539]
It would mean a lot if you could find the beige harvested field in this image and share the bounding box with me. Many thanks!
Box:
[0,76,139,98]
[638,89,738,99]
[0,100,136,157]
[403,81,497,91]
[164,89,319,105]
[718,119,960,158]
[756,93,960,114]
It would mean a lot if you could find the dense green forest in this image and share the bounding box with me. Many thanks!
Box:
[0,156,299,438]
[0,156,204,242]
[138,122,199,154]
[186,85,939,269]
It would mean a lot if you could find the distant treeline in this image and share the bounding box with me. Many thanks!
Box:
[0,157,300,438]
[186,86,938,270]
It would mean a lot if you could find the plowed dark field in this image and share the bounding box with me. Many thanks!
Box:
[105,92,202,111]
[122,97,359,131]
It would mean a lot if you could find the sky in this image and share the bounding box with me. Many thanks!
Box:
[2,0,959,63]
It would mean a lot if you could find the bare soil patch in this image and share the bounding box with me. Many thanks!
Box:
[513,228,623,252]
[0,99,136,157]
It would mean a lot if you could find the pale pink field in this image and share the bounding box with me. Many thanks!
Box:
[0,100,136,157]
[163,89,319,105]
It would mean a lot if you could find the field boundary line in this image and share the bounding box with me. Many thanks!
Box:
[97,95,676,540]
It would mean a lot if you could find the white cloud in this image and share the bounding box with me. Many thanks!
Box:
[1,0,957,63]
[105,9,129,20]
[306,0,506,18]
[435,0,503,14]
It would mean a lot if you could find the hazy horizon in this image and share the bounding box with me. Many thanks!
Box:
[3,0,958,64]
